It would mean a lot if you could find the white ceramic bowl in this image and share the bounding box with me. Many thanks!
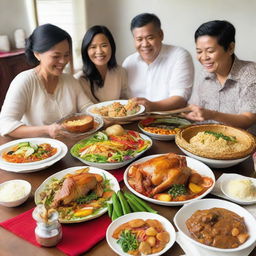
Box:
[177,145,250,168]
[0,138,62,166]
[70,132,152,170]
[174,198,256,252]
[106,212,176,256]
[124,154,215,206]
[138,117,191,141]
[220,175,256,205]
[0,179,31,207]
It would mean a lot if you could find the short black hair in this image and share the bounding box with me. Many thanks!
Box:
[25,23,72,65]
[81,25,117,101]
[195,20,235,51]
[130,13,161,31]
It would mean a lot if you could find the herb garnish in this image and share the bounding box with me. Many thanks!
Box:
[117,230,139,253]
[168,184,187,198]
[204,131,237,142]
[76,191,98,204]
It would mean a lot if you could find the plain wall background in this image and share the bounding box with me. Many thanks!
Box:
[1,0,256,74]
[86,0,256,72]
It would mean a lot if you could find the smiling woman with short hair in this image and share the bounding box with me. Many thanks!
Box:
[185,20,256,129]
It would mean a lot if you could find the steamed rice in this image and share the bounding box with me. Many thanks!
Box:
[226,179,256,200]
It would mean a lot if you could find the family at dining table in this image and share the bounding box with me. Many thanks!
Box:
[0,12,256,139]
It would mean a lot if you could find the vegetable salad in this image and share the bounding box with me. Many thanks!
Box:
[71,131,151,163]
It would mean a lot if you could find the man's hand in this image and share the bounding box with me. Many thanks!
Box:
[183,104,216,121]
[131,97,153,112]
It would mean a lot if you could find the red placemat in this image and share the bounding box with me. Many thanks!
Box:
[0,168,125,256]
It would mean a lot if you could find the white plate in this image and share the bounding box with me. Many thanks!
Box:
[35,166,120,223]
[0,140,68,173]
[138,117,191,141]
[174,198,256,252]
[220,174,256,205]
[106,212,176,256]
[177,145,250,168]
[124,154,215,206]
[86,100,145,121]
[0,138,62,166]
[70,132,152,170]
[58,113,104,137]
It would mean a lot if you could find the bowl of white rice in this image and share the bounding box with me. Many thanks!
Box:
[0,179,31,207]
[221,178,256,205]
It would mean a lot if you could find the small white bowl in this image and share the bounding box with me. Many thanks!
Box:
[0,179,31,207]
[220,177,256,205]
[106,212,176,256]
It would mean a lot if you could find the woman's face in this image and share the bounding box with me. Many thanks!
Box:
[87,33,112,69]
[35,39,70,77]
[196,35,234,74]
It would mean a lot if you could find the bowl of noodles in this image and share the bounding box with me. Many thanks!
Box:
[175,124,256,168]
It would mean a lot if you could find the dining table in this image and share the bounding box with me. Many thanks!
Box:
[0,122,255,256]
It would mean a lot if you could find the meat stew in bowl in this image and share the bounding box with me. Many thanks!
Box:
[186,207,249,249]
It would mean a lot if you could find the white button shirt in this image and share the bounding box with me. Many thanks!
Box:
[122,44,194,101]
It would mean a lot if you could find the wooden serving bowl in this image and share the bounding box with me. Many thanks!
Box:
[175,124,256,160]
[62,115,94,133]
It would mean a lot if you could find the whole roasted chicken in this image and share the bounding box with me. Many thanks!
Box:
[128,153,191,196]
[51,169,104,207]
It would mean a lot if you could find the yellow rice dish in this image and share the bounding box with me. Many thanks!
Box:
[189,131,248,154]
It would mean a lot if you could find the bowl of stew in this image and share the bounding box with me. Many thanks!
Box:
[174,199,256,252]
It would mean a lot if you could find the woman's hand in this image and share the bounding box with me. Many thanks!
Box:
[47,123,63,138]
[183,104,216,121]
[131,97,153,112]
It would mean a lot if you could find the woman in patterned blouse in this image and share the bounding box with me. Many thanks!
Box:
[185,20,256,129]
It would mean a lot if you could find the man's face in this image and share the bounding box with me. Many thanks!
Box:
[132,22,163,64]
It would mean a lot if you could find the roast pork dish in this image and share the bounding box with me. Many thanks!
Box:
[38,168,114,222]
[127,153,213,201]
[186,208,249,249]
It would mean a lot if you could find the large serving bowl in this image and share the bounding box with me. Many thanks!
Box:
[124,154,215,206]
[174,199,256,253]
[35,166,120,223]
[70,130,152,170]
[175,124,256,168]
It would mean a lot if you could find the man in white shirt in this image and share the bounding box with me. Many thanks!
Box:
[123,13,194,111]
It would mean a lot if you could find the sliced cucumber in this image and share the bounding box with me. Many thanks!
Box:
[17,142,29,148]
[24,147,35,157]
[14,146,35,157]
[29,142,38,151]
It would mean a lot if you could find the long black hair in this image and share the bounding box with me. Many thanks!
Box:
[25,23,72,66]
[81,25,117,100]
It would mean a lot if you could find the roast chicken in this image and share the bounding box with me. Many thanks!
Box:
[52,169,104,207]
[128,153,191,196]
